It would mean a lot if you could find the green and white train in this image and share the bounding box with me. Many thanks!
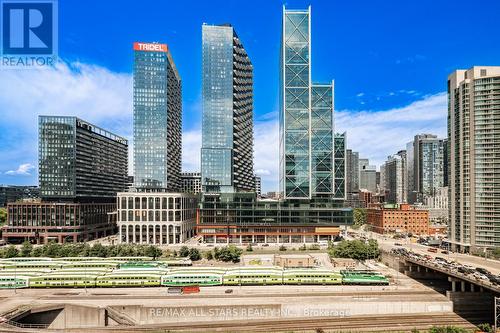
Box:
[0,258,389,289]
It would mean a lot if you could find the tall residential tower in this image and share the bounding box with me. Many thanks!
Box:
[133,42,182,191]
[201,24,254,193]
[448,66,500,251]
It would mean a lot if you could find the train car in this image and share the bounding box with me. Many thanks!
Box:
[59,257,106,262]
[0,261,67,270]
[222,268,283,286]
[119,261,166,269]
[0,268,53,276]
[0,257,54,262]
[161,271,223,286]
[29,273,98,288]
[282,269,342,285]
[340,270,389,285]
[0,276,30,289]
[108,257,154,262]
[62,261,120,270]
[95,272,161,287]
[159,258,192,267]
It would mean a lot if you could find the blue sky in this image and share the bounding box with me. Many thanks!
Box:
[1,0,499,192]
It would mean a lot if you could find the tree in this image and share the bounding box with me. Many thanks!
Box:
[328,239,380,261]
[0,208,6,226]
[20,241,33,257]
[352,208,367,229]
[204,251,214,261]
[145,245,162,259]
[188,248,201,261]
[89,243,107,257]
[30,246,43,257]
[179,246,190,258]
[279,245,287,251]
[215,245,242,263]
[4,245,19,258]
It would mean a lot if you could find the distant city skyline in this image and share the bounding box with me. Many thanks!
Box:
[1,0,499,192]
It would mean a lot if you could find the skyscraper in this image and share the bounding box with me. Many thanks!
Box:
[280,7,344,200]
[384,151,407,204]
[201,24,254,193]
[346,149,360,194]
[448,66,500,251]
[39,116,128,201]
[133,42,182,191]
[406,134,446,204]
[358,158,377,193]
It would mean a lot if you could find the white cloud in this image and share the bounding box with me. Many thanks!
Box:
[5,163,35,176]
[255,169,271,176]
[0,61,133,180]
[336,92,447,167]
[254,118,279,193]
[356,92,365,97]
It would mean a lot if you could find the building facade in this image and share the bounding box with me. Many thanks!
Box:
[117,192,197,245]
[346,150,359,194]
[133,42,182,191]
[359,159,377,193]
[406,134,446,204]
[181,172,201,194]
[3,202,116,244]
[279,7,345,200]
[254,175,262,197]
[448,66,500,251]
[367,203,429,235]
[201,24,254,193]
[197,192,352,244]
[384,150,407,204]
[0,186,39,207]
[39,116,128,202]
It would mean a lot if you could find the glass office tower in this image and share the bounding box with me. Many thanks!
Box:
[280,8,311,199]
[280,7,344,200]
[133,42,182,191]
[201,24,254,193]
[39,116,128,202]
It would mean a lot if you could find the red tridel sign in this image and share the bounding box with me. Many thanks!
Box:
[133,42,168,52]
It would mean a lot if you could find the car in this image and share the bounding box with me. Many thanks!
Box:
[261,244,270,247]
[225,289,233,294]
[476,267,490,275]
[441,250,449,254]
[427,248,438,253]
[394,243,403,246]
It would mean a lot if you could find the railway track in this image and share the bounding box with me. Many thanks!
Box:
[67,313,476,333]
[39,289,439,300]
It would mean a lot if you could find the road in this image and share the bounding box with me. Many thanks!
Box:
[351,228,500,275]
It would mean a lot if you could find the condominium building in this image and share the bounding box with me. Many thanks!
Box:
[448,66,500,251]
[406,134,446,204]
[133,42,182,191]
[201,24,254,193]
[279,7,345,200]
[346,150,360,194]
[38,116,128,202]
[254,175,262,197]
[359,159,377,193]
[180,172,201,194]
[384,150,407,204]
[117,192,197,245]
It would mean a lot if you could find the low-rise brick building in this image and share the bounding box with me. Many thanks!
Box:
[367,203,429,235]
